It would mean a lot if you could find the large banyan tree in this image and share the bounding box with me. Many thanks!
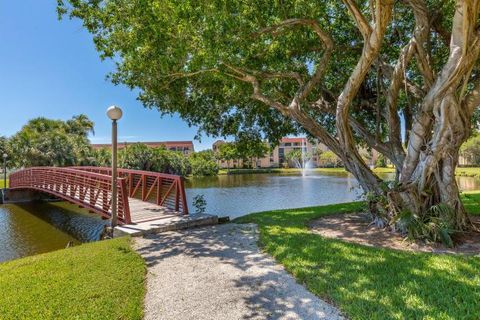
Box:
[59,0,480,239]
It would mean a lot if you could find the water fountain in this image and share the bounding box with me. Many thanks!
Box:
[290,139,312,177]
[301,139,314,177]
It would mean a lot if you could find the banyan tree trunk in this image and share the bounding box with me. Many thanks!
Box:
[395,93,472,230]
[337,85,474,231]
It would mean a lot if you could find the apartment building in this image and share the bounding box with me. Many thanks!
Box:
[91,141,195,155]
[213,137,330,169]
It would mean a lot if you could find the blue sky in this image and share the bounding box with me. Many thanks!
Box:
[0,1,219,150]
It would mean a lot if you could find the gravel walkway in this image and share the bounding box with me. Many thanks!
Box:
[135,223,344,320]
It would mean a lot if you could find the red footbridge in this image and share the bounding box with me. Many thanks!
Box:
[9,167,189,225]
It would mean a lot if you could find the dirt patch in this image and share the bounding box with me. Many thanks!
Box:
[309,213,480,255]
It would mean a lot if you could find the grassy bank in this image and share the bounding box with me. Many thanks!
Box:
[0,179,8,188]
[456,167,480,178]
[219,167,396,175]
[235,194,480,320]
[0,237,145,319]
[219,166,480,178]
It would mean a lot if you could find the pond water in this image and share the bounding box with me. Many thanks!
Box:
[1,171,480,263]
[0,202,108,263]
[185,171,480,219]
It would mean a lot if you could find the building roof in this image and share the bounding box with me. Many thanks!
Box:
[91,141,194,150]
[212,140,226,146]
[280,137,307,143]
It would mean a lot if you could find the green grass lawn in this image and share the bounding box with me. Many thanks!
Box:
[0,179,8,188]
[461,191,480,215]
[456,167,480,178]
[0,237,145,319]
[235,195,480,320]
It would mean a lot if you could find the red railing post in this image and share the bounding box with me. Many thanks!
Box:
[102,188,108,211]
[119,178,131,224]
[156,177,162,205]
[89,181,95,207]
[128,173,133,196]
[179,176,188,214]
[175,180,180,211]
[141,174,147,201]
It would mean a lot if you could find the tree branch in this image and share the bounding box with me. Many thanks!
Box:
[239,68,305,86]
[381,0,433,165]
[222,63,289,113]
[221,63,343,157]
[336,0,393,148]
[310,93,402,168]
[429,0,451,46]
[255,18,334,105]
[408,0,435,88]
[401,0,480,182]
[294,21,334,102]
[162,69,219,79]
[341,0,372,40]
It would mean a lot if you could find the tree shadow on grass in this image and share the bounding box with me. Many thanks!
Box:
[254,211,480,319]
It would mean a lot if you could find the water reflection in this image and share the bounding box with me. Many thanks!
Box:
[186,172,364,219]
[0,202,108,263]
[16,202,110,242]
[186,172,480,219]
[1,171,479,263]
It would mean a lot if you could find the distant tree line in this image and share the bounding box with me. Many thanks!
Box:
[1,115,218,177]
[215,135,271,171]
[460,132,480,166]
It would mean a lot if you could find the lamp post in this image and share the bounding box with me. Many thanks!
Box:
[107,105,123,231]
[2,153,7,191]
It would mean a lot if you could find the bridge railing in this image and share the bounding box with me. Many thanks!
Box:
[72,167,189,214]
[9,167,132,224]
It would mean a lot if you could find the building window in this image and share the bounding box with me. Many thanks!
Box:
[284,143,291,147]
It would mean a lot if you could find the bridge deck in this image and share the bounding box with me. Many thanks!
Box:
[128,198,182,223]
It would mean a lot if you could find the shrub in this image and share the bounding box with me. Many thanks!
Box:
[375,154,387,168]
[152,148,191,176]
[189,150,219,176]
[393,204,456,247]
[319,150,340,167]
[119,143,155,170]
[192,194,207,214]
[117,143,191,176]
